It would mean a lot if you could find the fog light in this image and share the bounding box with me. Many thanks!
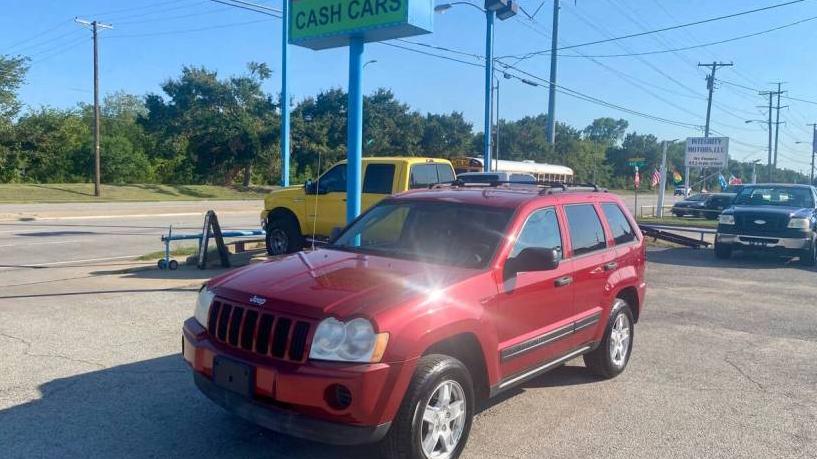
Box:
[325,384,352,410]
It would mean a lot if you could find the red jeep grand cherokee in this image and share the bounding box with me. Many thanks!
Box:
[183,184,646,459]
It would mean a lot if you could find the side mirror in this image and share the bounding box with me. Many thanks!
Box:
[304,180,316,194]
[329,227,343,242]
[505,247,559,278]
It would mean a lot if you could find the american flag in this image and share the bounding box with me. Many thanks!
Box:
[650,168,661,187]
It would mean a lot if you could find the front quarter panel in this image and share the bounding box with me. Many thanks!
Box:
[373,271,501,385]
[263,186,308,226]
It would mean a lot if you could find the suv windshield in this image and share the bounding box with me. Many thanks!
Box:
[734,186,815,208]
[330,201,513,268]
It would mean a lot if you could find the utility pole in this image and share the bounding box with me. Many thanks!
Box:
[494,76,500,167]
[771,82,787,175]
[657,140,669,218]
[809,123,817,185]
[757,89,784,182]
[75,18,112,197]
[698,62,732,137]
[545,0,559,145]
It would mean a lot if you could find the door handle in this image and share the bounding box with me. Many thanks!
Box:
[554,276,573,287]
[603,262,618,271]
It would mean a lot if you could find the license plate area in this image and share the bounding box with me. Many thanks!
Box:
[213,356,254,398]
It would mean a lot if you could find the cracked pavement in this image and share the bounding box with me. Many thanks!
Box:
[1,234,816,457]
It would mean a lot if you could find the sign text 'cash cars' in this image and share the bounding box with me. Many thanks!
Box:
[290,0,433,50]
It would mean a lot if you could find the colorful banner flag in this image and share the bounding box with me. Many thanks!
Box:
[634,166,641,189]
[672,170,683,185]
[728,175,742,185]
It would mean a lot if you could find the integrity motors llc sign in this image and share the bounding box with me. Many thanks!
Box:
[290,0,433,50]
[685,137,729,168]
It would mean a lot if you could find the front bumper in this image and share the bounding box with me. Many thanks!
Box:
[716,233,811,251]
[182,318,414,445]
[193,372,390,445]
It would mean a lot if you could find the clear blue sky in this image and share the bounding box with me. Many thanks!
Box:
[3,0,817,172]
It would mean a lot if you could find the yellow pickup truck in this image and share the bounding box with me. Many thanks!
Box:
[261,157,456,255]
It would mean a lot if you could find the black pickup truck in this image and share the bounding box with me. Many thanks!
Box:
[714,184,817,266]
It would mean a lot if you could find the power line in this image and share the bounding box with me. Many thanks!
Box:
[106,17,276,39]
[88,0,204,22]
[505,0,812,59]
[116,5,234,25]
[394,39,485,62]
[209,0,281,16]
[2,19,72,52]
[9,29,85,56]
[718,79,759,93]
[380,40,703,130]
[529,14,817,59]
[77,0,194,19]
[784,95,817,106]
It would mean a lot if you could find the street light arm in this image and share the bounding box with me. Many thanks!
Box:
[435,2,486,13]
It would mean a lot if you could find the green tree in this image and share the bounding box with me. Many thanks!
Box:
[421,112,473,158]
[140,64,277,185]
[0,55,29,182]
[583,117,628,146]
[12,107,90,182]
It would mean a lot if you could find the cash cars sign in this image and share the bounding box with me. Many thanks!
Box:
[290,0,433,50]
[685,137,729,168]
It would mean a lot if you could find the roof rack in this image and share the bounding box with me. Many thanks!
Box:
[429,178,607,194]
[538,182,607,194]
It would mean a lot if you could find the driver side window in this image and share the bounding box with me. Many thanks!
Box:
[510,207,563,259]
[318,164,347,193]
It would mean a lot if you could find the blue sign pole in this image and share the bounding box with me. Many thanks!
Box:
[346,37,364,224]
[483,10,494,172]
[280,0,291,187]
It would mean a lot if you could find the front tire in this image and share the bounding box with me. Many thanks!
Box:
[799,234,817,267]
[381,354,474,459]
[714,240,732,259]
[584,299,634,379]
[265,215,303,256]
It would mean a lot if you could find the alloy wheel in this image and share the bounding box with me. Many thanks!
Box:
[609,313,631,367]
[420,380,467,459]
[267,228,288,255]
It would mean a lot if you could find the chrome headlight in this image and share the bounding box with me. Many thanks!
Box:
[194,286,215,328]
[788,217,811,229]
[309,317,389,363]
[718,214,735,225]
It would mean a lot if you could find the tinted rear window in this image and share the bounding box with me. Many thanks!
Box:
[410,163,455,188]
[363,164,395,194]
[601,203,636,245]
[437,164,455,183]
[565,204,607,256]
[410,164,438,189]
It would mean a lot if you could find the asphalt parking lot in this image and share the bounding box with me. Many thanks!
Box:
[1,245,815,458]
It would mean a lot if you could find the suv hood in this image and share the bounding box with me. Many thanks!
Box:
[208,249,477,320]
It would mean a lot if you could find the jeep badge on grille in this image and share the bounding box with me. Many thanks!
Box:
[754,219,766,225]
[249,295,267,306]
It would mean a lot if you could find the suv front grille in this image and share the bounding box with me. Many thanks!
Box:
[735,214,787,232]
[207,299,312,362]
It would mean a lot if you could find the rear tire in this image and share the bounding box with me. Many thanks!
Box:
[714,241,732,259]
[799,234,817,267]
[584,299,634,379]
[265,214,303,256]
[381,354,474,459]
